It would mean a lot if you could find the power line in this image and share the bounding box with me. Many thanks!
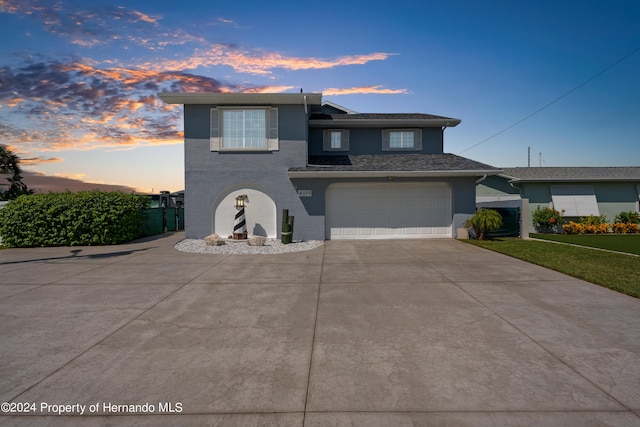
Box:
[457,46,640,155]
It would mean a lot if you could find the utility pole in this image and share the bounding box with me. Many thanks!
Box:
[528,147,531,167]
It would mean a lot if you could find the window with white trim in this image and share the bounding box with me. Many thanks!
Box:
[382,129,422,151]
[323,129,349,151]
[550,185,600,217]
[210,108,278,151]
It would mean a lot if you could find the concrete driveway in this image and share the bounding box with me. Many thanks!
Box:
[1,232,639,426]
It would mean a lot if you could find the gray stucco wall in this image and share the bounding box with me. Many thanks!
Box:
[183,104,325,240]
[184,138,326,240]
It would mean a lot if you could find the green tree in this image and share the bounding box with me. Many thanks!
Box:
[0,145,33,200]
[465,208,503,240]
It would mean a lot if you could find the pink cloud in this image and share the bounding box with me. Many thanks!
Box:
[323,85,410,95]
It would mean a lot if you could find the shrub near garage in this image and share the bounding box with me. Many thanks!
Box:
[532,206,564,233]
[0,191,149,247]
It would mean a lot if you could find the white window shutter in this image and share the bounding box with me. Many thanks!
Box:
[550,185,599,216]
[210,108,220,151]
[268,108,278,151]
[341,130,350,151]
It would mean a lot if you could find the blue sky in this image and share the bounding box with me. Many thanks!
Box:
[1,0,638,193]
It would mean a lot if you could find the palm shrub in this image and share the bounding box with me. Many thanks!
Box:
[465,208,503,240]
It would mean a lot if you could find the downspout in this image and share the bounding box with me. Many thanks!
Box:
[304,95,309,166]
[475,174,487,184]
[509,180,522,195]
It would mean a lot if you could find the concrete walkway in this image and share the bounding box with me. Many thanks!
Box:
[1,232,639,426]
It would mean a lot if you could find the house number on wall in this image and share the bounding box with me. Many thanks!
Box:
[297,190,312,197]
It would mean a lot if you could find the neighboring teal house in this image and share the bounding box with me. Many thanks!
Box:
[477,167,640,235]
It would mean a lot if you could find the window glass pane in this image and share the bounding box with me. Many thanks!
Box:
[331,131,341,149]
[389,132,401,148]
[401,131,414,148]
[389,131,414,148]
[222,109,266,148]
[244,109,266,148]
[223,110,243,148]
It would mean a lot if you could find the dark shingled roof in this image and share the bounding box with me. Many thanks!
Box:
[501,167,640,181]
[289,154,499,172]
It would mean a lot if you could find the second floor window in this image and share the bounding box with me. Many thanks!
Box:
[323,129,349,151]
[210,107,279,151]
[223,110,266,149]
[382,129,422,151]
[389,131,414,149]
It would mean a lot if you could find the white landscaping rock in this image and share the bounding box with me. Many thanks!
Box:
[248,236,267,246]
[204,233,225,246]
[176,238,323,255]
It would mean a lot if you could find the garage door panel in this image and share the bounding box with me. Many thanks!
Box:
[326,183,452,239]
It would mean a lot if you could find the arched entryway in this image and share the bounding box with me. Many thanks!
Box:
[213,187,277,238]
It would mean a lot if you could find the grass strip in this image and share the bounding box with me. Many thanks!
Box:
[531,233,640,256]
[464,238,640,299]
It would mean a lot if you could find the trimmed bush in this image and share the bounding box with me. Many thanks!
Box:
[0,191,149,247]
[532,206,564,233]
[563,221,611,234]
[612,223,640,234]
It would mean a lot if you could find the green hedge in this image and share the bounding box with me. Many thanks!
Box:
[0,191,149,247]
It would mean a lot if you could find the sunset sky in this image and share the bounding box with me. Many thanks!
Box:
[1,0,639,193]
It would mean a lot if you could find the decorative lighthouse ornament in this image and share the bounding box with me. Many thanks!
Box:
[233,195,248,240]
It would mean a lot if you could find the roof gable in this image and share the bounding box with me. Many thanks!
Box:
[321,101,358,114]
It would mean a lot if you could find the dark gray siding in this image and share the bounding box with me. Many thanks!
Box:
[308,127,444,156]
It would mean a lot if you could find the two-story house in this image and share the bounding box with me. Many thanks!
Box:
[159,92,500,240]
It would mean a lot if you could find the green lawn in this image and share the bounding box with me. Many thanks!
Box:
[531,233,640,255]
[464,238,640,299]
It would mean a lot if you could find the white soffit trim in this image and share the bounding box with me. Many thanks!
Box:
[550,185,600,217]
[159,92,322,105]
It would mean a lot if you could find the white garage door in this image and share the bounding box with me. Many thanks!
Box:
[326,182,452,239]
